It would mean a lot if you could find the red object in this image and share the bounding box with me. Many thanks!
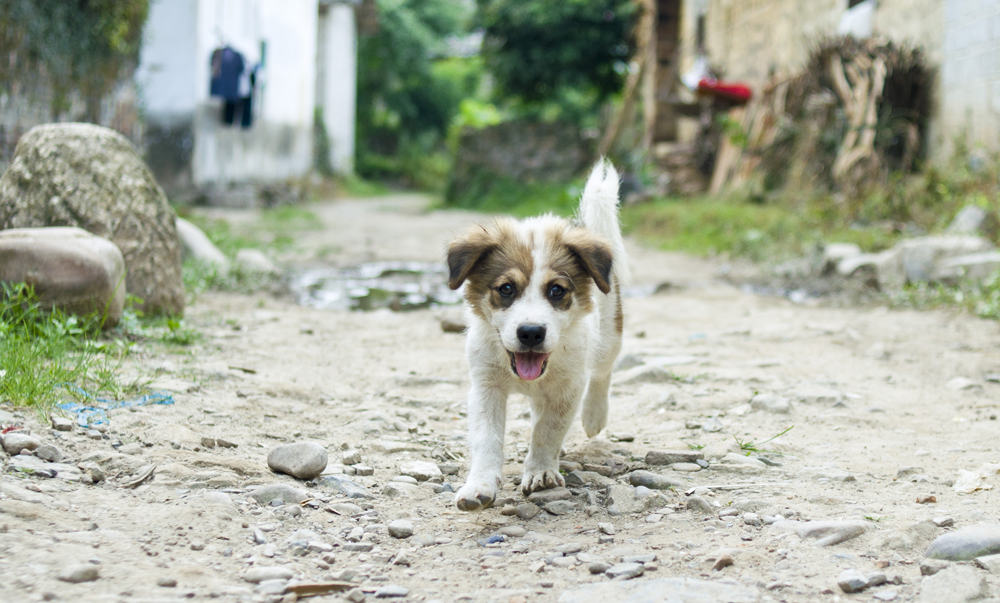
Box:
[697,78,753,104]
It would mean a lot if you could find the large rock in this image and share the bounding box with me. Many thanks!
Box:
[0,123,183,314]
[267,443,328,480]
[0,227,126,328]
[925,524,1000,561]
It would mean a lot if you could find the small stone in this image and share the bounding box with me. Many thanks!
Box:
[555,542,583,554]
[343,543,374,552]
[438,462,460,475]
[925,523,1000,560]
[2,433,41,455]
[917,565,988,603]
[190,541,206,551]
[837,569,869,593]
[267,442,329,480]
[374,584,409,598]
[248,484,308,506]
[583,463,614,476]
[342,450,362,465]
[645,450,703,465]
[560,460,583,473]
[157,577,178,587]
[701,417,723,432]
[544,500,577,515]
[712,553,734,571]
[750,394,791,413]
[500,526,527,537]
[527,487,572,504]
[34,444,65,462]
[244,566,294,584]
[598,522,615,535]
[413,534,436,547]
[327,502,363,516]
[628,470,682,490]
[866,571,888,587]
[345,588,366,603]
[916,494,937,504]
[686,496,714,514]
[974,553,1000,574]
[565,470,614,487]
[933,516,955,528]
[51,417,74,431]
[398,460,441,482]
[322,474,371,499]
[605,562,644,579]
[622,554,656,564]
[743,513,762,526]
[391,475,418,485]
[873,590,898,602]
[589,562,612,574]
[58,564,100,583]
[354,465,374,476]
[610,433,635,442]
[516,503,540,520]
[671,463,701,472]
[87,429,103,440]
[387,520,414,539]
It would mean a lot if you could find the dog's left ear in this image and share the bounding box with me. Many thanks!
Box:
[567,236,613,294]
[446,226,495,290]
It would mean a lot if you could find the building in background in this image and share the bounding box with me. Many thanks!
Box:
[137,0,358,205]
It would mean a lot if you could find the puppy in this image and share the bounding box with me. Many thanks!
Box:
[446,160,628,511]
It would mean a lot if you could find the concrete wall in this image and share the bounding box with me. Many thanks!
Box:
[139,0,318,199]
[938,0,1000,156]
[318,3,357,174]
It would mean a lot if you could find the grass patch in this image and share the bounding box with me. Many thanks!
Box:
[888,272,1000,320]
[179,205,322,256]
[442,176,584,217]
[621,195,901,262]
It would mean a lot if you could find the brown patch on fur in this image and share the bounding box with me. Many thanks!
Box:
[547,225,613,295]
[614,282,623,333]
[447,219,534,318]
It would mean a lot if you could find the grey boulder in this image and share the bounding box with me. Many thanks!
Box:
[267,443,328,480]
[0,123,183,314]
[926,524,1000,561]
[175,217,229,268]
[0,227,126,328]
[2,433,41,455]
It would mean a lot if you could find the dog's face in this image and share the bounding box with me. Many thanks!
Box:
[447,216,612,381]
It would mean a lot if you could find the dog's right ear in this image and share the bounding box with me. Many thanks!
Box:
[446,226,495,290]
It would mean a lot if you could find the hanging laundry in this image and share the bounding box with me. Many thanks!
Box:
[210,46,245,102]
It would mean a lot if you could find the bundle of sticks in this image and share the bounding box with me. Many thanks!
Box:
[711,37,929,198]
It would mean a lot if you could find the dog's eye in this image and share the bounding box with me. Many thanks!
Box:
[498,283,514,297]
[548,284,566,299]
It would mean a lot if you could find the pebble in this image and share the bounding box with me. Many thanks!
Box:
[244,566,294,583]
[701,417,724,432]
[933,516,955,528]
[267,442,328,480]
[917,565,988,603]
[398,460,441,482]
[413,534,436,547]
[87,429,103,440]
[354,465,374,476]
[589,562,612,574]
[374,584,409,598]
[837,569,868,593]
[565,470,614,487]
[555,542,583,554]
[254,579,288,596]
[645,450,703,465]
[51,417,74,431]
[622,554,656,564]
[920,558,949,576]
[34,444,65,462]
[321,474,371,499]
[438,463,460,475]
[157,577,178,587]
[772,519,871,546]
[500,526,527,537]
[516,503,540,520]
[2,433,41,455]
[712,553,734,571]
[248,484,308,506]
[750,394,791,413]
[387,520,414,539]
[605,562,644,579]
[873,590,898,601]
[328,502,363,516]
[527,487,572,503]
[343,543,374,552]
[58,564,100,583]
[671,463,701,472]
[544,500,577,515]
[583,463,613,476]
[598,522,615,535]
[974,553,1000,574]
[342,450,362,465]
[743,513,762,527]
[628,470,682,490]
[560,460,583,473]
[925,524,1000,560]
[390,475,418,485]
[686,496,714,514]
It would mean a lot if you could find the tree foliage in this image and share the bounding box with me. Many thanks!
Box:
[477,0,637,106]
[0,0,149,119]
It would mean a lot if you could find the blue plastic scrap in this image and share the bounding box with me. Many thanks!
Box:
[57,384,174,427]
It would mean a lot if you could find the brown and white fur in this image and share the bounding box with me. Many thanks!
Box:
[446,160,628,511]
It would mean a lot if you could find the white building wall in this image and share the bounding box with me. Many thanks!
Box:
[136,0,200,119]
[322,4,357,174]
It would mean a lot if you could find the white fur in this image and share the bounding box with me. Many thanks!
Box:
[454,160,626,511]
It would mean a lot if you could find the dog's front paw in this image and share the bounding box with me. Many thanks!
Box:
[455,478,500,512]
[520,468,565,495]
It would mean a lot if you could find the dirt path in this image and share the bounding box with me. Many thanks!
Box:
[2,194,1000,603]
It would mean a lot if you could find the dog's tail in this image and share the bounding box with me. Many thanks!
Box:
[579,159,629,286]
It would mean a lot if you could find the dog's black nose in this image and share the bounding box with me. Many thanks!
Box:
[516,324,546,347]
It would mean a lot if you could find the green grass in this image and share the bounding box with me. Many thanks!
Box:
[0,285,195,414]
[180,205,322,256]
[443,176,584,217]
[734,426,794,456]
[889,272,1000,320]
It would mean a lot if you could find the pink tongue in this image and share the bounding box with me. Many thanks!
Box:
[515,352,549,381]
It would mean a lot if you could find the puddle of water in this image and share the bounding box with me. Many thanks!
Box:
[292,261,462,311]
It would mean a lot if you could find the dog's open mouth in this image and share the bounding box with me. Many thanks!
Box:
[508,351,550,381]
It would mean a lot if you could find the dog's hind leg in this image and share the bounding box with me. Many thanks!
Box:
[581,282,623,438]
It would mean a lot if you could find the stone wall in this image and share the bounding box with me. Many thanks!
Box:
[446,121,592,202]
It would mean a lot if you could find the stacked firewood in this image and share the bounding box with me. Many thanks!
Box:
[711,37,930,199]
